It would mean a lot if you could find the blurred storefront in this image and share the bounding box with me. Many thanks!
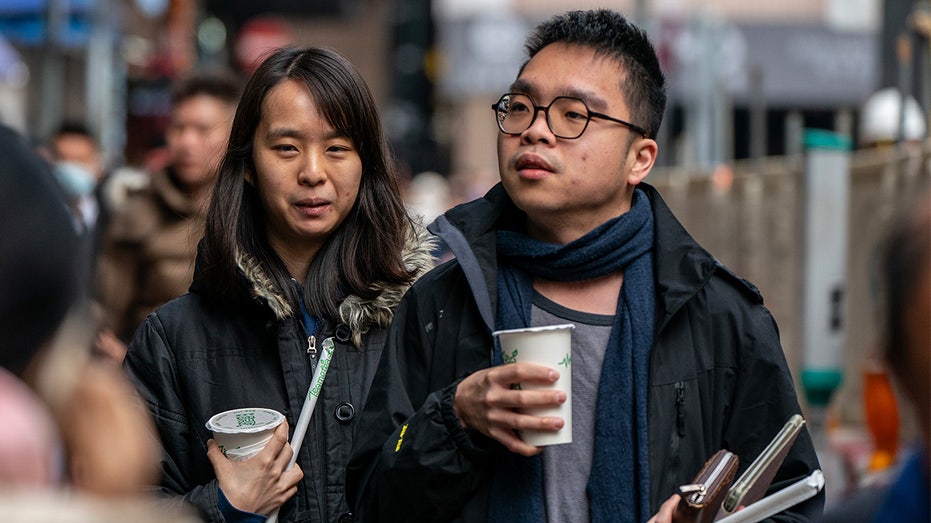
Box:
[0,0,407,170]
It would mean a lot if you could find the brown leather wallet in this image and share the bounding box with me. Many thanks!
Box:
[672,449,740,523]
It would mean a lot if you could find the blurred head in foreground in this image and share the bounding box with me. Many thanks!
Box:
[0,124,161,496]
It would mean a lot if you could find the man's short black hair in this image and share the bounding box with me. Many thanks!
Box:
[522,9,666,139]
[52,120,96,143]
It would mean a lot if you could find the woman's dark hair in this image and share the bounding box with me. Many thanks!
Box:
[521,9,666,140]
[199,46,415,320]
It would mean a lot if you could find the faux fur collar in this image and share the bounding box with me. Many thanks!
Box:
[235,224,435,347]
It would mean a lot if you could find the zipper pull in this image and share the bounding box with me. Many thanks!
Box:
[678,483,707,503]
[307,335,317,358]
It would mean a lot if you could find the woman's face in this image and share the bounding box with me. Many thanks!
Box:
[250,79,362,276]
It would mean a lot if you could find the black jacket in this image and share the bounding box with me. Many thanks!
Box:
[124,231,434,523]
[347,183,823,522]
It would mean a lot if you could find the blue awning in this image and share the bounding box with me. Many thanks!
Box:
[0,0,94,47]
[0,0,93,15]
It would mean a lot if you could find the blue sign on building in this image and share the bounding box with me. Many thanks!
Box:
[0,0,94,47]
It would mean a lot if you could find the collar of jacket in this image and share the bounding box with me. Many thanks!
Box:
[234,222,435,347]
[428,182,760,335]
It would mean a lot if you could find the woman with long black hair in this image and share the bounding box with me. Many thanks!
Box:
[124,46,433,523]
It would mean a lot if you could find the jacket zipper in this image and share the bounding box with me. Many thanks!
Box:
[307,335,317,368]
[675,381,685,437]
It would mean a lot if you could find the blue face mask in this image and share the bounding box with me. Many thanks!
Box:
[53,162,97,198]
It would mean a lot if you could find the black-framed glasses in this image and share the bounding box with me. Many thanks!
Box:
[492,92,650,140]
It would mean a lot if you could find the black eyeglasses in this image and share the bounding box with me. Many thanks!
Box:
[492,92,650,140]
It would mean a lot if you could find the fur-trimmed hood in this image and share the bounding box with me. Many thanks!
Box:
[234,224,435,347]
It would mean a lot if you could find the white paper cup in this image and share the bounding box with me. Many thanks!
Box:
[492,323,574,446]
[205,408,285,462]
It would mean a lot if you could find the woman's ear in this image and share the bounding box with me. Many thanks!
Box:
[244,164,255,186]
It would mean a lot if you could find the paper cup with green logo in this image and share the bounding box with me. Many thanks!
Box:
[492,323,574,446]
[205,408,285,462]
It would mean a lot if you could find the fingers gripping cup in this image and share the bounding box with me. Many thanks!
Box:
[492,323,574,446]
[206,408,285,462]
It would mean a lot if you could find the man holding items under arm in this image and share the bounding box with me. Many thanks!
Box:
[348,8,823,523]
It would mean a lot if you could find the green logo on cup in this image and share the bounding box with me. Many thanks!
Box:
[503,349,518,364]
[558,354,571,367]
[235,412,256,427]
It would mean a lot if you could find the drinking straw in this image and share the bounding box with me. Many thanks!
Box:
[266,337,335,523]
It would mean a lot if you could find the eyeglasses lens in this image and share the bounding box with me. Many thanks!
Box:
[496,94,590,139]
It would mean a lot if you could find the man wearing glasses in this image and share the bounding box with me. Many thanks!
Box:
[348,9,822,522]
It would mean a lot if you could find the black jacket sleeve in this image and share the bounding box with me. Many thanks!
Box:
[346,286,491,523]
[123,312,225,523]
[724,307,824,522]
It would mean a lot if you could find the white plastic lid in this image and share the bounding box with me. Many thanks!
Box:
[492,323,576,337]
[205,408,284,435]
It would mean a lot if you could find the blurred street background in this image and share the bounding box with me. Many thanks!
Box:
[1,0,929,510]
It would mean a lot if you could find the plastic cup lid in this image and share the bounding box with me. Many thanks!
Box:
[492,323,575,337]
[205,408,284,435]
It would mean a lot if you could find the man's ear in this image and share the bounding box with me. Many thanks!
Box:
[626,137,657,186]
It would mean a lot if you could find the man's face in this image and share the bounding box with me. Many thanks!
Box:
[53,134,103,182]
[496,42,654,243]
[165,94,235,190]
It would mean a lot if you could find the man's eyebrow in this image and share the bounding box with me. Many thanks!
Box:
[563,88,609,111]
[509,79,533,93]
[507,80,611,112]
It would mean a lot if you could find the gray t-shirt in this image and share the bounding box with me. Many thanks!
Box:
[531,291,614,523]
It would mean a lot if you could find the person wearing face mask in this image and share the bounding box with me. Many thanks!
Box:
[46,121,110,299]
[50,121,106,224]
[95,71,242,364]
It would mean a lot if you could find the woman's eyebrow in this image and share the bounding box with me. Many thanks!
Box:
[264,127,303,140]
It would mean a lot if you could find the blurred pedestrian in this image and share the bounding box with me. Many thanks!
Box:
[123,46,433,523]
[821,185,931,523]
[48,120,113,294]
[95,69,242,363]
[0,123,195,520]
[406,170,455,262]
[49,120,106,230]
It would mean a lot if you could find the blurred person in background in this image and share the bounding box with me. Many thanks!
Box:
[821,185,931,523]
[95,69,241,363]
[406,170,454,262]
[49,120,107,232]
[0,124,80,489]
[0,123,198,521]
[123,46,433,523]
[49,120,111,290]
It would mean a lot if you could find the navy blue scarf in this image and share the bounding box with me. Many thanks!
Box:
[488,189,655,523]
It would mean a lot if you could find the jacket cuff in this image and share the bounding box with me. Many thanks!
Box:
[440,379,492,456]
[218,486,267,523]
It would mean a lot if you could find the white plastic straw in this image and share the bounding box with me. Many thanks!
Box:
[266,337,335,523]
